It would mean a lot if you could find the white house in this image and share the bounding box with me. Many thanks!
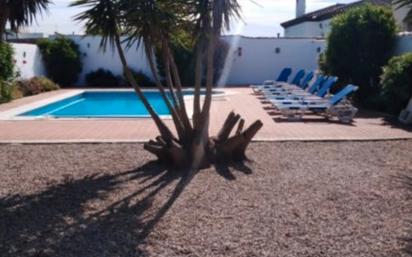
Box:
[281,0,398,38]
[5,31,46,41]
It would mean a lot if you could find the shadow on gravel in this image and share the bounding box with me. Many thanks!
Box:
[214,161,253,181]
[0,160,252,257]
[394,175,412,256]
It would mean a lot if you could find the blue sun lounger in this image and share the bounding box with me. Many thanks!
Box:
[290,69,305,85]
[276,67,292,82]
[273,84,359,123]
[250,67,293,92]
[264,75,333,100]
[300,71,314,89]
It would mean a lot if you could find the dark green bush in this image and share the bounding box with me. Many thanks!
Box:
[38,37,83,86]
[16,77,59,96]
[123,69,155,87]
[380,53,412,115]
[321,4,397,106]
[0,80,13,103]
[155,30,229,87]
[86,69,121,87]
[0,42,14,81]
[156,30,194,86]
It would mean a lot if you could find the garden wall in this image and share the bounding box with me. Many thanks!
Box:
[219,36,326,85]
[11,43,46,79]
[11,34,412,86]
[65,35,153,85]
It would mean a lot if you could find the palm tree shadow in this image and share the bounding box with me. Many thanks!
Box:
[0,158,251,257]
[214,161,253,181]
[0,160,180,257]
[392,174,412,256]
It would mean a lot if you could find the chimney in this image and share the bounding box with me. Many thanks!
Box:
[296,0,306,18]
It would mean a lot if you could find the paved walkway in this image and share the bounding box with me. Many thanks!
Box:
[0,88,411,143]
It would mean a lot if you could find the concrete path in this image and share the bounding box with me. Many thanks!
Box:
[0,88,410,143]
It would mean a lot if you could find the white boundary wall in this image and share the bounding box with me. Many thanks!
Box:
[10,34,412,85]
[66,35,153,85]
[11,43,46,79]
[220,36,326,85]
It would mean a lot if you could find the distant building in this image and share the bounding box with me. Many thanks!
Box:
[281,0,394,38]
[6,31,46,41]
[5,30,46,44]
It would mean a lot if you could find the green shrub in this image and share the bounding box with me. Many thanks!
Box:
[123,69,155,87]
[10,82,24,99]
[155,30,194,86]
[322,4,397,106]
[0,42,14,81]
[32,77,60,92]
[16,77,59,96]
[0,80,13,103]
[155,30,229,87]
[380,53,412,115]
[86,69,121,87]
[16,79,43,96]
[38,37,83,86]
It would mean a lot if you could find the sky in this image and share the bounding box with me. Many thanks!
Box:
[24,0,359,37]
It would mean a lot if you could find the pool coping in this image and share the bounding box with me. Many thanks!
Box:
[1,87,410,144]
[0,90,83,120]
[0,88,231,121]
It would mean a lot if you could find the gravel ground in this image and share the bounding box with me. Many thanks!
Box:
[1,141,412,257]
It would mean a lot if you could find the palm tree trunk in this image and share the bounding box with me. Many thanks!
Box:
[114,34,175,142]
[195,30,216,146]
[201,31,216,119]
[190,33,216,169]
[164,42,193,137]
[144,40,177,109]
[160,46,179,107]
[143,41,187,142]
[192,43,203,129]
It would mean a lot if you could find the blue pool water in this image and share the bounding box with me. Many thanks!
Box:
[20,91,185,118]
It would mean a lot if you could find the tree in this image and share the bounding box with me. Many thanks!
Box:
[393,0,412,27]
[155,29,229,87]
[321,4,397,105]
[71,0,263,170]
[0,0,51,43]
[38,37,83,86]
[380,53,412,115]
[0,42,14,81]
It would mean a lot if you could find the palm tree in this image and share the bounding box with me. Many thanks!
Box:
[0,0,52,43]
[71,0,263,170]
[393,0,412,27]
[71,0,176,143]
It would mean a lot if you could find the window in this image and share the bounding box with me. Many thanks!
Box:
[319,23,323,29]
[275,47,281,54]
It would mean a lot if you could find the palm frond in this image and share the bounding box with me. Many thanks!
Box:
[70,0,123,50]
[393,0,412,9]
[2,0,51,31]
[393,0,412,26]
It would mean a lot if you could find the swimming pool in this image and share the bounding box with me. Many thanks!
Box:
[18,90,203,118]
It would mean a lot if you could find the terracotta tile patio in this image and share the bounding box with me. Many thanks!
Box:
[0,88,411,143]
